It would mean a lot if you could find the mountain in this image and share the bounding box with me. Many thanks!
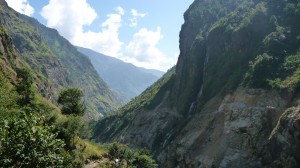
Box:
[77,46,164,103]
[0,0,120,119]
[139,67,165,78]
[1,26,154,167]
[93,0,300,167]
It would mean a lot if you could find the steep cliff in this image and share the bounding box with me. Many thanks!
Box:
[94,0,300,167]
[0,0,120,119]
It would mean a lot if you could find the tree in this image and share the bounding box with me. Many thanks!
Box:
[57,88,85,116]
[15,68,35,106]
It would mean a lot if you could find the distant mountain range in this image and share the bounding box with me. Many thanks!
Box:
[77,47,164,103]
[139,67,165,78]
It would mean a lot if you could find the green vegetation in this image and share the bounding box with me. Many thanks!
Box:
[98,142,157,168]
[0,27,93,167]
[20,15,121,117]
[15,68,35,106]
[0,64,111,167]
[79,139,106,159]
[195,0,300,104]
[0,113,66,167]
[0,4,158,168]
[244,53,275,88]
[58,88,85,116]
[243,0,300,92]
[0,73,18,115]
[268,54,300,92]
[0,67,67,167]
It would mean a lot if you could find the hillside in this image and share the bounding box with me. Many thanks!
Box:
[0,26,157,167]
[0,0,120,119]
[93,0,300,167]
[77,46,164,103]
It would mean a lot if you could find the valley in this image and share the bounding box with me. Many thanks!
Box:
[1,0,300,167]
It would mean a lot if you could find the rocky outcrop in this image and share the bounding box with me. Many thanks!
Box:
[160,88,287,167]
[111,87,293,167]
[263,107,300,168]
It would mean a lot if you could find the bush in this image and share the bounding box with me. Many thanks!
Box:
[268,54,300,92]
[244,53,275,87]
[0,112,66,167]
[104,142,158,168]
[55,115,91,149]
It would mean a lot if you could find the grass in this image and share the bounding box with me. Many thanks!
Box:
[78,139,107,160]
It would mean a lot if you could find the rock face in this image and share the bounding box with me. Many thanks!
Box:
[264,107,300,168]
[109,87,298,168]
[173,0,248,113]
[94,0,300,167]
[161,88,287,167]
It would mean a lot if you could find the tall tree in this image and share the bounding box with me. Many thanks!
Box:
[57,87,85,116]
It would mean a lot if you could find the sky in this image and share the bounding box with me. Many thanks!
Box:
[5,0,193,71]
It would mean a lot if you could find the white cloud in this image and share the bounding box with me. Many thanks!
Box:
[115,6,125,15]
[40,0,174,71]
[41,0,124,56]
[5,0,34,16]
[124,27,176,71]
[129,9,146,28]
[73,7,124,56]
[41,0,97,41]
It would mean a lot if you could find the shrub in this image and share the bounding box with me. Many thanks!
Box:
[104,142,158,168]
[0,112,66,167]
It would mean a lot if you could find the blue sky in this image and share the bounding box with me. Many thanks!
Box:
[5,0,193,71]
